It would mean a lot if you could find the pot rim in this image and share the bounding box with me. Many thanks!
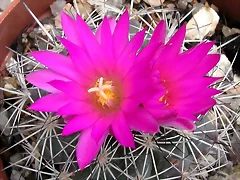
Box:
[0,0,56,73]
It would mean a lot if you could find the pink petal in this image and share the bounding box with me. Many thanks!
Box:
[159,42,214,81]
[91,116,112,142]
[57,101,93,115]
[30,51,79,82]
[145,99,178,121]
[136,42,161,64]
[175,42,215,79]
[167,81,221,105]
[144,90,165,107]
[26,69,69,92]
[153,46,179,73]
[203,88,221,97]
[28,93,72,112]
[62,14,106,76]
[166,23,186,55]
[99,17,115,72]
[74,16,108,76]
[124,60,152,80]
[150,20,166,44]
[159,42,216,81]
[172,93,215,107]
[62,113,99,136]
[61,12,82,47]
[113,10,130,56]
[165,77,218,95]
[123,76,152,100]
[100,17,113,47]
[151,46,165,66]
[95,23,102,43]
[59,38,96,79]
[117,30,145,74]
[75,14,102,61]
[195,54,220,76]
[76,128,108,169]
[48,80,88,100]
[111,112,135,148]
[156,109,178,124]
[95,18,116,43]
[174,98,216,114]
[117,29,145,75]
[121,98,139,113]
[196,100,216,114]
[142,93,178,124]
[108,18,117,33]
[162,118,196,131]
[127,108,159,133]
[62,115,75,123]
[177,113,198,122]
[189,41,215,55]
[120,29,145,58]
[194,98,216,114]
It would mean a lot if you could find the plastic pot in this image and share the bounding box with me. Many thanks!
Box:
[208,0,240,23]
[0,0,56,71]
[0,156,7,180]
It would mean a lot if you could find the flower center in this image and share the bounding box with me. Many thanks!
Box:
[159,79,170,106]
[159,90,169,106]
[88,77,121,110]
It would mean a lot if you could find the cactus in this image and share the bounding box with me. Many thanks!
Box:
[0,1,239,180]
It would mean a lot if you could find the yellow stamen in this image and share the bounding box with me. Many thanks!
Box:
[88,77,120,109]
[159,90,169,105]
[159,96,165,102]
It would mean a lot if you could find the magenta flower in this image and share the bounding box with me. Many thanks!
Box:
[26,11,162,169]
[146,21,221,131]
